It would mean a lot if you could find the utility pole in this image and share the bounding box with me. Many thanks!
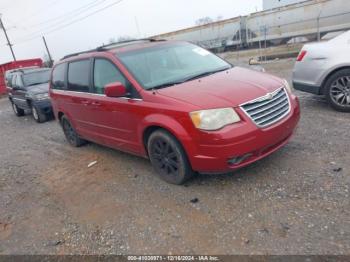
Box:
[42,36,53,67]
[317,8,323,42]
[0,15,16,61]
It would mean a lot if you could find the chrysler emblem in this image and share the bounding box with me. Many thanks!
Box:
[266,93,274,100]
[256,92,274,102]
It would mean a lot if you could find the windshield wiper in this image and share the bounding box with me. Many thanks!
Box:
[150,80,186,90]
[27,82,44,87]
[182,67,232,82]
[150,66,232,90]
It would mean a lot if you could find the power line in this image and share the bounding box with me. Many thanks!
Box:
[1,0,61,30]
[20,0,61,22]
[28,0,107,28]
[12,0,107,37]
[15,0,124,44]
[15,0,108,39]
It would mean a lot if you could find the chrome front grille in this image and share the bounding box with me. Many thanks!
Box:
[240,88,290,128]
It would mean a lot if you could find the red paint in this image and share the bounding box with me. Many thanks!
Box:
[0,58,43,95]
[50,43,300,173]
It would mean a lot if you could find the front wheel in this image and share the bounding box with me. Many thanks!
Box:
[32,105,47,123]
[147,130,194,185]
[61,115,86,147]
[325,69,350,112]
[12,102,24,117]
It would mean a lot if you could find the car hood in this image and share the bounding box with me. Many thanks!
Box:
[27,83,49,95]
[156,67,284,109]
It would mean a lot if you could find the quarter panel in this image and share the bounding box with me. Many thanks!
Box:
[317,63,350,87]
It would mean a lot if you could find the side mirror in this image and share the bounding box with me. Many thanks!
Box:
[104,82,127,98]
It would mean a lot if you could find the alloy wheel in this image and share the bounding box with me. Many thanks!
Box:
[330,76,350,106]
[150,137,180,178]
[63,120,77,144]
[12,103,18,114]
[32,106,39,120]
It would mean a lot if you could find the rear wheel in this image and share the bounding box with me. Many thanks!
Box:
[61,115,86,147]
[32,105,47,123]
[325,69,350,112]
[12,102,24,117]
[147,130,194,185]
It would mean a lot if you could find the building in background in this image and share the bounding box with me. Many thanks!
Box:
[263,0,308,10]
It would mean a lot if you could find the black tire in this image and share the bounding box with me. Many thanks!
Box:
[61,115,86,147]
[325,69,350,112]
[147,130,194,185]
[11,102,25,117]
[31,105,47,123]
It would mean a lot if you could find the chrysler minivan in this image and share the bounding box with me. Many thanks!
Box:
[50,39,300,184]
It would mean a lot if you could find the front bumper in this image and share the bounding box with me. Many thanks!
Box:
[32,99,53,114]
[187,95,300,173]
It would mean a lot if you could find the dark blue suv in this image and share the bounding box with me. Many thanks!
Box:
[8,68,52,123]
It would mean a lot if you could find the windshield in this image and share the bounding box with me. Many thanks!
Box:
[329,30,350,44]
[23,70,51,87]
[117,42,231,90]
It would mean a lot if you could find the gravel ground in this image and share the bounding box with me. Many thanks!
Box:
[0,58,349,255]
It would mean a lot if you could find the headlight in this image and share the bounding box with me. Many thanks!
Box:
[190,108,240,131]
[283,79,292,93]
[34,93,50,101]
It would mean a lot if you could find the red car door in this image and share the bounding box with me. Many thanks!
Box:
[81,58,144,154]
[63,59,100,140]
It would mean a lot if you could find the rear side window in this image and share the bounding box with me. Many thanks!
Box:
[52,63,66,89]
[14,74,24,88]
[6,74,14,87]
[5,73,11,84]
[68,60,90,92]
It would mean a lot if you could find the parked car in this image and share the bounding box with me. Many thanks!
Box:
[8,68,52,123]
[5,66,40,92]
[293,30,350,112]
[50,39,300,185]
[0,58,43,95]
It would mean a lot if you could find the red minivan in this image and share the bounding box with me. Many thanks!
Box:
[50,40,300,184]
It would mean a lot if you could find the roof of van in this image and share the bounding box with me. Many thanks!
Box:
[60,38,167,60]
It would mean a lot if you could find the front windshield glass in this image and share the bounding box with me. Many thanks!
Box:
[329,30,350,44]
[117,43,231,90]
[23,70,51,87]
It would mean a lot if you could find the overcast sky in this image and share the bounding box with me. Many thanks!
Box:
[0,0,262,64]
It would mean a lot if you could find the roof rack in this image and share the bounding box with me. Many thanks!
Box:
[6,66,44,74]
[6,66,39,73]
[61,48,97,60]
[61,38,166,60]
[96,38,165,51]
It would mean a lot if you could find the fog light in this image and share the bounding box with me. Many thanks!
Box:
[227,153,253,166]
